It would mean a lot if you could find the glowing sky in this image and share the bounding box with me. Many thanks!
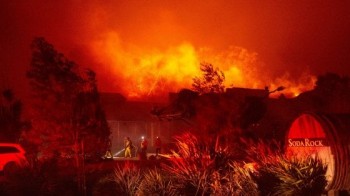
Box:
[1,0,350,99]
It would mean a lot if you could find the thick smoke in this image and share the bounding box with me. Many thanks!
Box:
[1,0,350,99]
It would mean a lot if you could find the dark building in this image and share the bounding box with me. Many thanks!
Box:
[100,93,191,156]
[100,83,350,155]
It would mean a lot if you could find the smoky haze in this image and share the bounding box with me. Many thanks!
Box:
[1,0,350,100]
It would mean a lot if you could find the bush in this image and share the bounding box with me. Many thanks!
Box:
[92,173,117,196]
[0,157,79,195]
[161,132,257,195]
[210,162,258,196]
[162,132,213,195]
[113,162,142,196]
[137,168,176,196]
[253,155,328,196]
[1,134,329,196]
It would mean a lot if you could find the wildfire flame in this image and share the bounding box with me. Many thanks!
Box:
[90,31,315,99]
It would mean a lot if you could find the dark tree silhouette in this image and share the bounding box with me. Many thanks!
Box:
[0,89,25,142]
[192,63,225,94]
[73,69,110,157]
[315,72,350,94]
[26,37,110,160]
[173,89,198,118]
[239,96,267,130]
[314,72,350,113]
[151,88,198,122]
[153,63,225,122]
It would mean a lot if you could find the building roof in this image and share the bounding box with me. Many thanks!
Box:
[226,87,268,98]
[100,92,164,121]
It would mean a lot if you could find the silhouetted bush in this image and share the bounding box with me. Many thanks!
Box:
[113,162,142,196]
[137,168,176,196]
[253,154,327,196]
[0,157,79,195]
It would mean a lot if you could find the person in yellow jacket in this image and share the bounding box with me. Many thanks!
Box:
[124,137,133,158]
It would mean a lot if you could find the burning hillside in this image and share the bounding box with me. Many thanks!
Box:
[2,1,346,100]
[90,32,316,99]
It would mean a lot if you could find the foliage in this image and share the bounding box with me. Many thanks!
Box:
[137,168,177,196]
[92,173,117,196]
[245,140,327,195]
[0,133,329,196]
[163,157,211,195]
[245,139,282,162]
[192,63,225,94]
[150,88,199,122]
[172,88,199,119]
[253,154,327,196]
[161,132,260,195]
[239,96,267,129]
[313,72,350,113]
[210,162,258,196]
[0,89,27,142]
[113,162,143,196]
[315,72,350,94]
[0,157,78,196]
[73,70,110,156]
[161,132,214,195]
[25,37,110,159]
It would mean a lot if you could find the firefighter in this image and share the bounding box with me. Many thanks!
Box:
[124,137,133,158]
[104,140,113,159]
[139,136,148,160]
[104,149,113,159]
[154,136,162,157]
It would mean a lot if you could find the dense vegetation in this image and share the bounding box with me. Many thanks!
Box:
[0,132,328,196]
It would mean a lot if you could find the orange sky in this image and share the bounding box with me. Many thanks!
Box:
[1,0,350,100]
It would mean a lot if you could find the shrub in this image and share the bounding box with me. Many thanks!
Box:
[254,155,328,196]
[162,151,212,195]
[210,162,258,196]
[137,168,176,196]
[92,173,117,196]
[162,132,213,195]
[113,161,142,196]
[0,157,79,195]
